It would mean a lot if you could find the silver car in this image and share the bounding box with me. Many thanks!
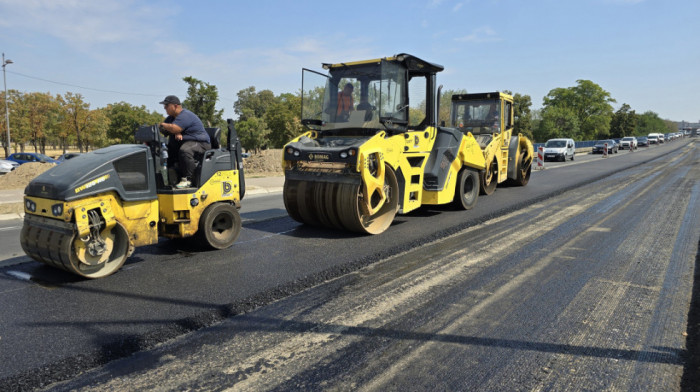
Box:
[0,159,20,174]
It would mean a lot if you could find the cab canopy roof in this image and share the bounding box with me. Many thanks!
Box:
[322,53,444,76]
[452,92,512,101]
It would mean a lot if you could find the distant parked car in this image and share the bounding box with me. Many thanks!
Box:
[637,136,649,147]
[591,140,618,154]
[57,152,81,161]
[620,137,637,150]
[648,135,658,144]
[0,159,20,174]
[7,152,60,165]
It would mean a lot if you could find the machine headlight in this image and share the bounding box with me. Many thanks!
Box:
[25,199,36,213]
[51,203,63,216]
[340,151,348,159]
[293,150,300,157]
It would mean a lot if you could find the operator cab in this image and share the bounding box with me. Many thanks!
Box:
[451,92,513,148]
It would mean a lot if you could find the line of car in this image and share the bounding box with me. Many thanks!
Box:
[543,130,691,162]
[0,152,81,174]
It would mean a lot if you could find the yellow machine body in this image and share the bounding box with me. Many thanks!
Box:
[21,122,246,278]
[283,54,486,234]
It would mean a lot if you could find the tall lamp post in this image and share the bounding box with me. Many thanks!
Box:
[2,53,12,159]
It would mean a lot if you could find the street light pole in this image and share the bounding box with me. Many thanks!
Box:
[2,53,13,159]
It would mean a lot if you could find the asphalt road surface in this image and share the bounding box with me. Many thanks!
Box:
[1,140,698,391]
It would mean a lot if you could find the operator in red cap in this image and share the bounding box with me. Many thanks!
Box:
[159,95,210,188]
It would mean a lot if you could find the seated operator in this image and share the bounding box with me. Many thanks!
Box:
[159,95,211,189]
[336,83,354,121]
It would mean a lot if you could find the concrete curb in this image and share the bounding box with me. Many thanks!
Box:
[245,186,284,196]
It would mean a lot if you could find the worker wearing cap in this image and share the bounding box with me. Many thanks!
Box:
[159,95,211,188]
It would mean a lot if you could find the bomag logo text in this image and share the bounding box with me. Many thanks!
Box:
[308,153,330,161]
[75,174,110,194]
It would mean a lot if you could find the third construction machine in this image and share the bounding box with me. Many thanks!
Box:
[282,53,489,235]
[451,92,533,195]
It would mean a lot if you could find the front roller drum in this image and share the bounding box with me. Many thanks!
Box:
[284,166,399,235]
[480,159,498,196]
[21,218,131,279]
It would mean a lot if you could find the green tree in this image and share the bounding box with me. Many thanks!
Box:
[182,76,225,131]
[105,102,163,144]
[266,93,302,148]
[636,111,668,135]
[534,106,579,142]
[510,92,533,140]
[233,87,276,151]
[236,116,269,153]
[540,80,615,140]
[234,86,276,121]
[80,108,111,151]
[23,92,58,154]
[609,103,636,138]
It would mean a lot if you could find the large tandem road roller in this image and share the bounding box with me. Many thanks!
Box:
[282,53,486,234]
[20,120,246,278]
[451,92,534,195]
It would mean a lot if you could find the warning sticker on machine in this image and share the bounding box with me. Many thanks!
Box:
[222,181,233,197]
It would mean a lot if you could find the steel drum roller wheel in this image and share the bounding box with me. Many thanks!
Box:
[198,202,242,249]
[70,222,130,279]
[480,159,497,195]
[283,165,399,235]
[507,148,531,187]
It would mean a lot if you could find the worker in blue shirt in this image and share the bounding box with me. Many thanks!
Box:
[159,95,210,188]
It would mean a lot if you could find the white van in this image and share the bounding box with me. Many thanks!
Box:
[543,138,575,161]
[648,133,662,144]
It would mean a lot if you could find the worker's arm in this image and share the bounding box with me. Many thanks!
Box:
[160,122,183,134]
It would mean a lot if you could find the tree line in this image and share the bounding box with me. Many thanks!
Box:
[1,76,678,159]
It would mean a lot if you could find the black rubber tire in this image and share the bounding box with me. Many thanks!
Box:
[453,168,479,210]
[198,203,242,249]
[479,160,497,196]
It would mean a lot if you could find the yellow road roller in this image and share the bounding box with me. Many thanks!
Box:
[20,120,246,278]
[450,92,534,195]
[282,53,486,234]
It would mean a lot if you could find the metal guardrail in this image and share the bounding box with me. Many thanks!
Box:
[533,140,599,150]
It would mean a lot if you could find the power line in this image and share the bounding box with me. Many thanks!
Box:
[6,69,163,97]
[5,69,235,103]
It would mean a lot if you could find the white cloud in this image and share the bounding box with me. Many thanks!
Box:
[454,26,501,43]
[0,0,171,49]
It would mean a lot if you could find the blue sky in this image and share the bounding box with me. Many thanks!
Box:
[1,0,698,123]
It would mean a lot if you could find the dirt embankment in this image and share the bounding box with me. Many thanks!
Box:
[0,149,284,191]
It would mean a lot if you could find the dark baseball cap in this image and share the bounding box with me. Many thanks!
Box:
[160,95,181,105]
